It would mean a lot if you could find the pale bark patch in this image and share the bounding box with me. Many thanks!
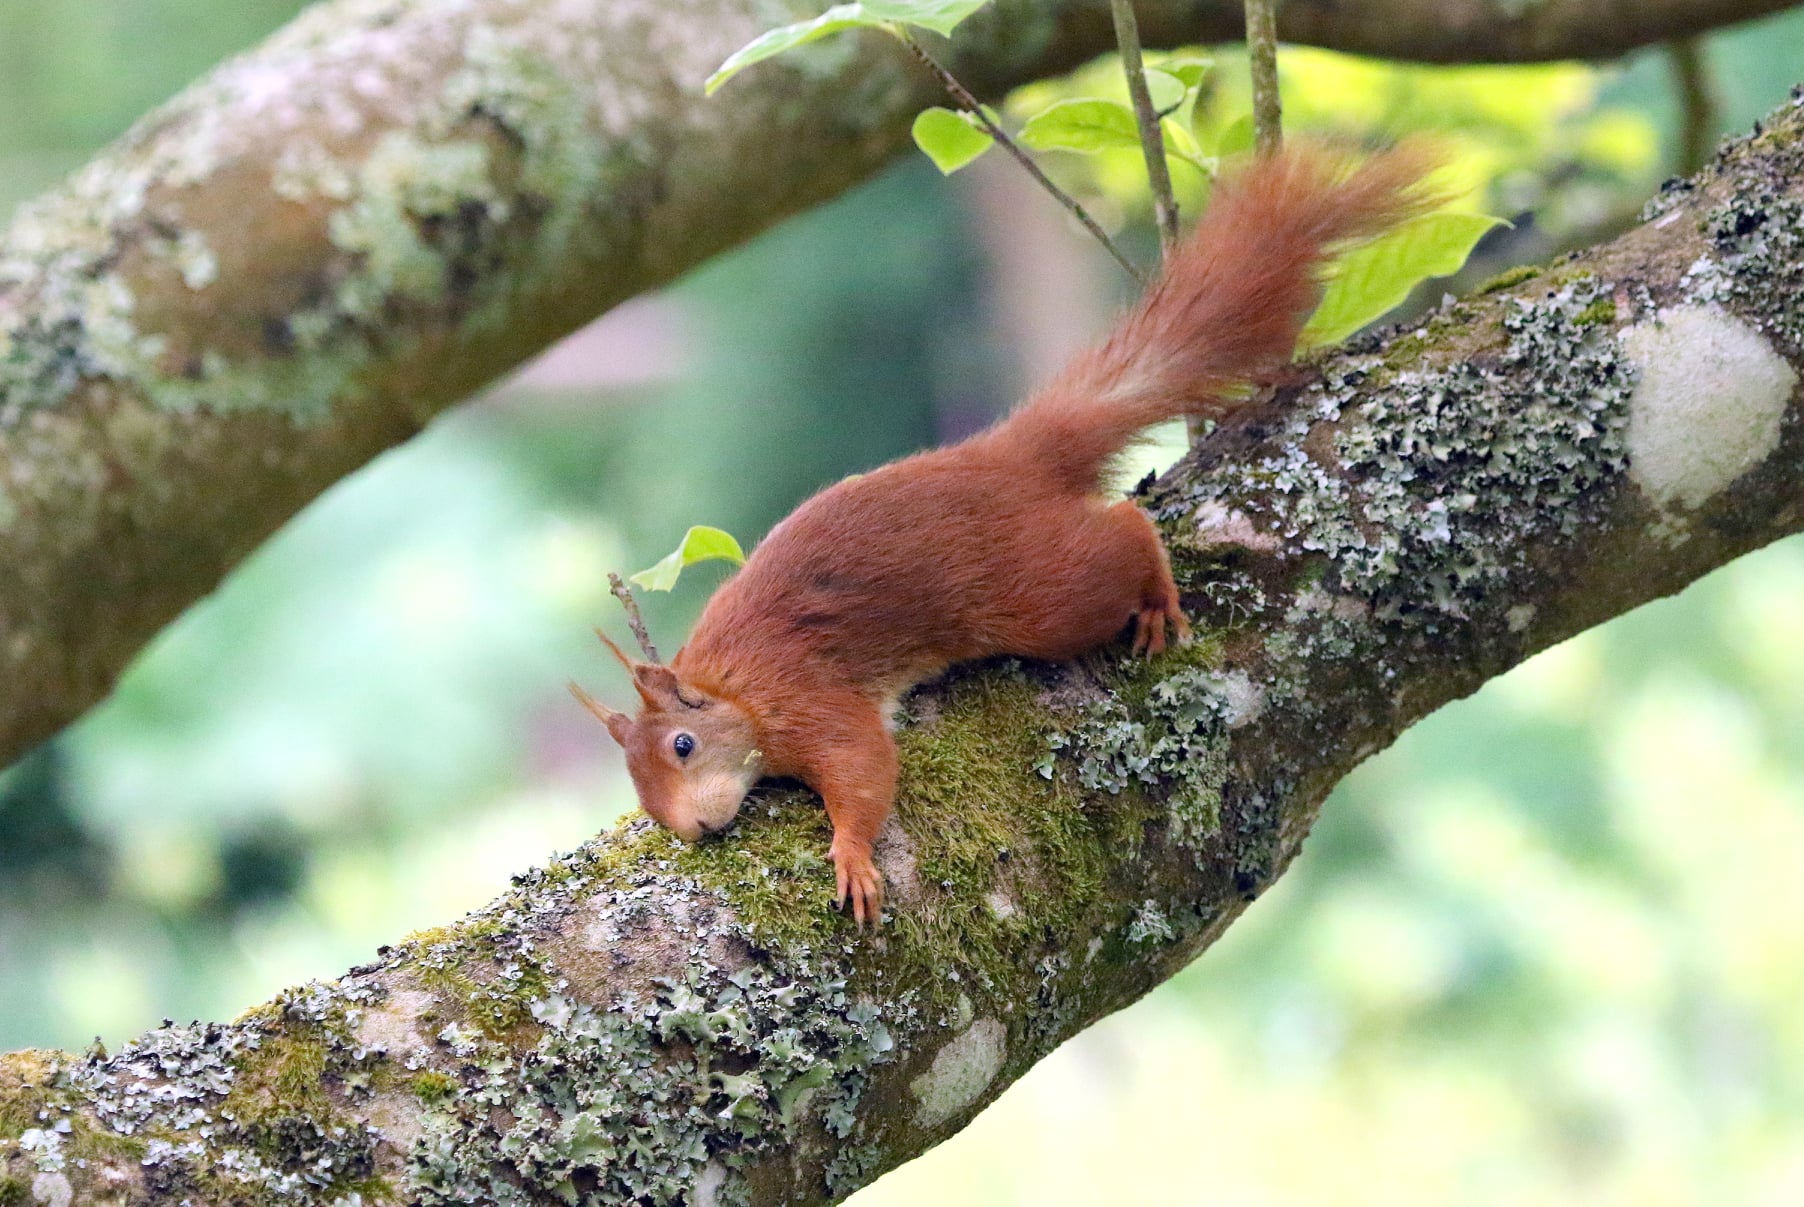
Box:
[1621,304,1797,511]
[910,1018,1006,1129]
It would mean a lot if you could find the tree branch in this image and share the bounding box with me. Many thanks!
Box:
[1246,0,1284,154]
[1270,0,1801,62]
[1110,0,1180,257]
[1,0,1800,767]
[1668,35,1722,175]
[901,31,1147,283]
[6,83,1804,1207]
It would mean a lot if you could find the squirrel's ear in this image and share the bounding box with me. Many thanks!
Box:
[569,681,634,747]
[631,662,692,711]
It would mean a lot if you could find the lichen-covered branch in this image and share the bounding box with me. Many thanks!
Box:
[6,85,1804,1207]
[4,0,1803,768]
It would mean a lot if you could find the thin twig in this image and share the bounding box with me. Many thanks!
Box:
[1109,0,1179,259]
[1667,36,1719,177]
[902,32,1147,286]
[607,573,661,663]
[1244,0,1282,155]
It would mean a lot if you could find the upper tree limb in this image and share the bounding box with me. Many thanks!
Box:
[4,0,1803,766]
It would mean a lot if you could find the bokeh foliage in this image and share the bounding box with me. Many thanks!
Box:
[2,2,1803,1203]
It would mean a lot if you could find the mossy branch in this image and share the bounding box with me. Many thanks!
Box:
[6,91,1804,1207]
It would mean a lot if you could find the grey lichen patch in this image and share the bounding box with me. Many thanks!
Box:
[1621,304,1796,512]
[435,23,613,279]
[1329,279,1635,616]
[27,1173,68,1207]
[328,133,505,314]
[138,228,220,293]
[407,905,902,1207]
[0,4,615,432]
[1169,278,1636,624]
[1125,900,1175,947]
[0,976,394,1205]
[0,70,253,423]
[909,1018,1006,1130]
[1686,143,1804,353]
[272,140,358,203]
[1192,500,1281,554]
[1040,661,1233,861]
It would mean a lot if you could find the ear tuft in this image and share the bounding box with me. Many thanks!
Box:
[595,629,638,672]
[631,663,689,711]
[569,681,634,748]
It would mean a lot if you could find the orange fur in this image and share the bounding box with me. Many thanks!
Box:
[578,145,1438,926]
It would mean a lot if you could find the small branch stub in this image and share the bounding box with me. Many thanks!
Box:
[608,573,661,663]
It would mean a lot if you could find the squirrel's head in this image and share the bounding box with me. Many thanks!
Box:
[570,634,762,842]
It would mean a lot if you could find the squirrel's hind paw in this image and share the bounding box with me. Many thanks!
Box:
[1130,601,1191,657]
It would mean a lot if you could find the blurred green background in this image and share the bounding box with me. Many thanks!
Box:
[4,3,1804,1203]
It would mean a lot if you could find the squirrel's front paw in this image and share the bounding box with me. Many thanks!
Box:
[830,840,885,929]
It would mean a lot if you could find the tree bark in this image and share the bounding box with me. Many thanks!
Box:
[4,67,1803,1206]
[3,0,1803,766]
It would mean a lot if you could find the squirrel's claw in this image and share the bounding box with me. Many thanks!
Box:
[831,843,885,930]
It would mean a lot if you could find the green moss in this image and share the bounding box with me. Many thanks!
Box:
[1477,264,1543,294]
[881,665,1162,1000]
[1377,331,1431,372]
[401,914,506,950]
[222,1034,335,1126]
[411,1071,460,1105]
[401,913,555,1043]
[1573,298,1618,326]
[673,803,840,946]
[0,1053,58,1139]
[0,1175,26,1206]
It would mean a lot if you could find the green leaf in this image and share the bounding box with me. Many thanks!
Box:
[912,107,994,173]
[629,526,749,592]
[1160,56,1213,90]
[1213,113,1256,158]
[860,0,991,35]
[1301,212,1507,348]
[706,0,992,93]
[1143,68,1187,116]
[706,5,878,95]
[1019,99,1141,154]
[1161,118,1214,175]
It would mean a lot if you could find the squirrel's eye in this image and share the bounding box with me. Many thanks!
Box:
[672,733,696,759]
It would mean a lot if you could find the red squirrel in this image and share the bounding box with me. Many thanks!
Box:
[572,145,1435,925]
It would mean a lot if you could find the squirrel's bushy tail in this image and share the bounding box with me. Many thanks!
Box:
[993,142,1440,493]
